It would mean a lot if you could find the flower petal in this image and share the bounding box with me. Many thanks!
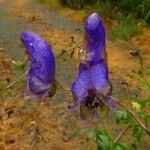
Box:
[69,63,90,109]
[101,95,117,110]
[85,12,106,62]
[26,73,51,99]
[90,61,111,95]
[21,31,55,99]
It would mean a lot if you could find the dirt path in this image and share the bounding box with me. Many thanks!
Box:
[0,0,83,60]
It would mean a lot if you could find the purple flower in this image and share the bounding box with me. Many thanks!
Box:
[21,31,55,99]
[68,13,116,115]
[84,12,107,63]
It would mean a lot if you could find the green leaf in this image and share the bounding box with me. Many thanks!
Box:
[87,130,96,139]
[96,131,112,150]
[139,99,150,108]
[138,112,150,121]
[132,125,144,141]
[114,143,131,150]
[115,109,131,124]
[12,62,26,72]
[114,145,123,150]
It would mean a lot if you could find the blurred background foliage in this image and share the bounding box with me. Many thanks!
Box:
[40,0,150,24]
[39,0,149,40]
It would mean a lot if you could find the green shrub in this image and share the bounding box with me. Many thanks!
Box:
[59,0,87,9]
[39,0,150,24]
[114,0,150,24]
[57,0,150,24]
[109,15,140,40]
[97,0,112,17]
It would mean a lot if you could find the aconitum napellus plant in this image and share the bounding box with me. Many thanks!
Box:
[68,13,117,115]
[21,31,55,99]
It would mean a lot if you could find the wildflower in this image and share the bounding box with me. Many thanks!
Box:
[132,102,141,112]
[68,13,117,115]
[21,31,55,99]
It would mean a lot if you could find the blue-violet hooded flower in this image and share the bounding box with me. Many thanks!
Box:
[21,31,55,99]
[68,13,117,115]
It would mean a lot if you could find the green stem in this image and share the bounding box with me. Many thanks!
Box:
[114,125,130,144]
[0,72,27,96]
[138,54,144,76]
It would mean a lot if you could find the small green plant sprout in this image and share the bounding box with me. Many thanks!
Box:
[11,60,27,73]
[129,48,150,88]
[74,128,131,150]
[73,100,149,149]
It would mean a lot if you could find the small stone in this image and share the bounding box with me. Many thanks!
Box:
[0,48,4,52]
[24,96,31,100]
[31,121,35,125]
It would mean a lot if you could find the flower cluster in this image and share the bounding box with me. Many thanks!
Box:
[21,12,116,116]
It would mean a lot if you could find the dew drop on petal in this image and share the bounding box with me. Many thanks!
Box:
[30,43,33,46]
[78,48,88,62]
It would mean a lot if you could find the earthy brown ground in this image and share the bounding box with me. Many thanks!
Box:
[0,0,150,150]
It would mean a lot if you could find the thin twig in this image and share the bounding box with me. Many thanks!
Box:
[32,0,36,21]
[114,103,138,143]
[117,101,150,137]
[56,80,71,94]
[138,54,144,76]
[65,41,81,52]
[0,72,27,96]
[114,125,130,144]
[56,41,82,58]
